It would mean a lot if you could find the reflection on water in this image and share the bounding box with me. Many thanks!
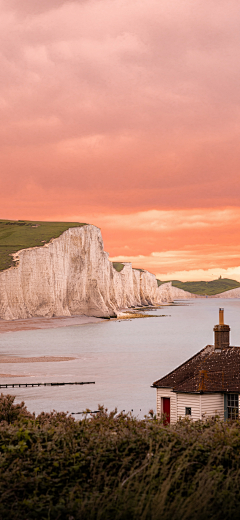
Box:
[0,299,240,418]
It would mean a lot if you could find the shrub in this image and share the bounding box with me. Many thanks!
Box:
[0,393,33,424]
[1,398,240,519]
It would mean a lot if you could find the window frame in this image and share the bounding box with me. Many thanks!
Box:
[227,393,239,420]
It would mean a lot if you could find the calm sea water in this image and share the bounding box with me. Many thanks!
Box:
[0,299,240,418]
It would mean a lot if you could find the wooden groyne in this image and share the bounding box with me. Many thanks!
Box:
[0,381,95,388]
[72,410,100,415]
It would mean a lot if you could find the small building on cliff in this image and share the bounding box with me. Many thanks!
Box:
[152,308,240,423]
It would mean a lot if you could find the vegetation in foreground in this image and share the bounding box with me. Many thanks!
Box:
[0,219,86,272]
[157,277,240,295]
[1,395,240,519]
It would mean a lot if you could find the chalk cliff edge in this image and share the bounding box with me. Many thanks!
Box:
[0,225,194,320]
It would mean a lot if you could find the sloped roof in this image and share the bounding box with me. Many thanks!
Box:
[152,346,240,393]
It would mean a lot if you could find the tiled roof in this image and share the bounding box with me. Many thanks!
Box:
[152,346,240,393]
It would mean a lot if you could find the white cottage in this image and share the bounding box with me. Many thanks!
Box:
[152,308,240,423]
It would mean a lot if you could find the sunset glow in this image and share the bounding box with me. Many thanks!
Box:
[1,0,240,280]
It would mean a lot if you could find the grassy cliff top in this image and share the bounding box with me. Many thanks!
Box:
[112,262,125,272]
[157,277,240,295]
[0,219,86,272]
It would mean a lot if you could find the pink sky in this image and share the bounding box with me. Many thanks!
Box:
[1,0,240,280]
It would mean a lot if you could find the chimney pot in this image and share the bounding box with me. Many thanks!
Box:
[219,308,224,325]
[213,308,230,349]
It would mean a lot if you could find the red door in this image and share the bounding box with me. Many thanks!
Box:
[162,397,170,424]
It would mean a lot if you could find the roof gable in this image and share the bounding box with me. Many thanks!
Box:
[152,346,240,393]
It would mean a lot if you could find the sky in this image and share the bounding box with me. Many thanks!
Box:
[1,0,240,281]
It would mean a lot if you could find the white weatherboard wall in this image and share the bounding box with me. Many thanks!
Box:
[177,393,224,421]
[157,389,225,423]
[0,224,191,320]
[201,394,224,420]
[177,393,201,421]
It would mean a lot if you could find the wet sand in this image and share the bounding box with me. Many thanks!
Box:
[0,315,103,334]
[115,310,167,320]
[0,356,76,363]
[0,307,168,333]
[0,373,28,378]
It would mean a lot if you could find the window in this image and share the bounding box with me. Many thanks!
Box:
[227,394,239,420]
[185,407,191,416]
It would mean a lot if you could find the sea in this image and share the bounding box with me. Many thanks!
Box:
[0,298,240,418]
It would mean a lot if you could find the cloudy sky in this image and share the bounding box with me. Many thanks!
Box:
[1,0,240,280]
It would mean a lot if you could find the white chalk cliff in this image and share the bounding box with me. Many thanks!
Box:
[212,287,240,298]
[164,284,197,301]
[0,225,194,320]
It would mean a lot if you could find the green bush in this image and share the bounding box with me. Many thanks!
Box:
[1,396,240,519]
[0,393,33,424]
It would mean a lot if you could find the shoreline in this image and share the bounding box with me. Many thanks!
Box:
[0,315,104,334]
[0,306,168,334]
[0,303,173,334]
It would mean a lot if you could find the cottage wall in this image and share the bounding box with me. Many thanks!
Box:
[156,388,177,423]
[177,393,201,421]
[201,393,224,420]
[157,389,225,423]
[177,393,224,421]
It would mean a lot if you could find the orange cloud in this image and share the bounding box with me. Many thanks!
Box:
[110,245,240,279]
[1,0,240,280]
[90,208,240,232]
[64,208,240,279]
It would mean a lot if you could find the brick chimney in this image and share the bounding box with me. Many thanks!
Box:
[213,308,230,349]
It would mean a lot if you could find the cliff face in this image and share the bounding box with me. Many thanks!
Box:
[0,225,193,320]
[165,285,198,300]
[212,287,240,298]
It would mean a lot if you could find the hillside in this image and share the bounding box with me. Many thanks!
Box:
[157,278,240,295]
[0,219,86,272]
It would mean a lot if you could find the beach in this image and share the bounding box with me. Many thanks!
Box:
[0,315,103,334]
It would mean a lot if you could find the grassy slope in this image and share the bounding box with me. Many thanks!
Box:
[1,395,240,520]
[157,278,240,295]
[112,262,125,272]
[0,219,86,272]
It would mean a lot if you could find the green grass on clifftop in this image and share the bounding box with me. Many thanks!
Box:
[0,219,86,272]
[112,262,125,272]
[157,278,240,295]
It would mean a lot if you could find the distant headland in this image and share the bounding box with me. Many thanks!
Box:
[157,277,240,296]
